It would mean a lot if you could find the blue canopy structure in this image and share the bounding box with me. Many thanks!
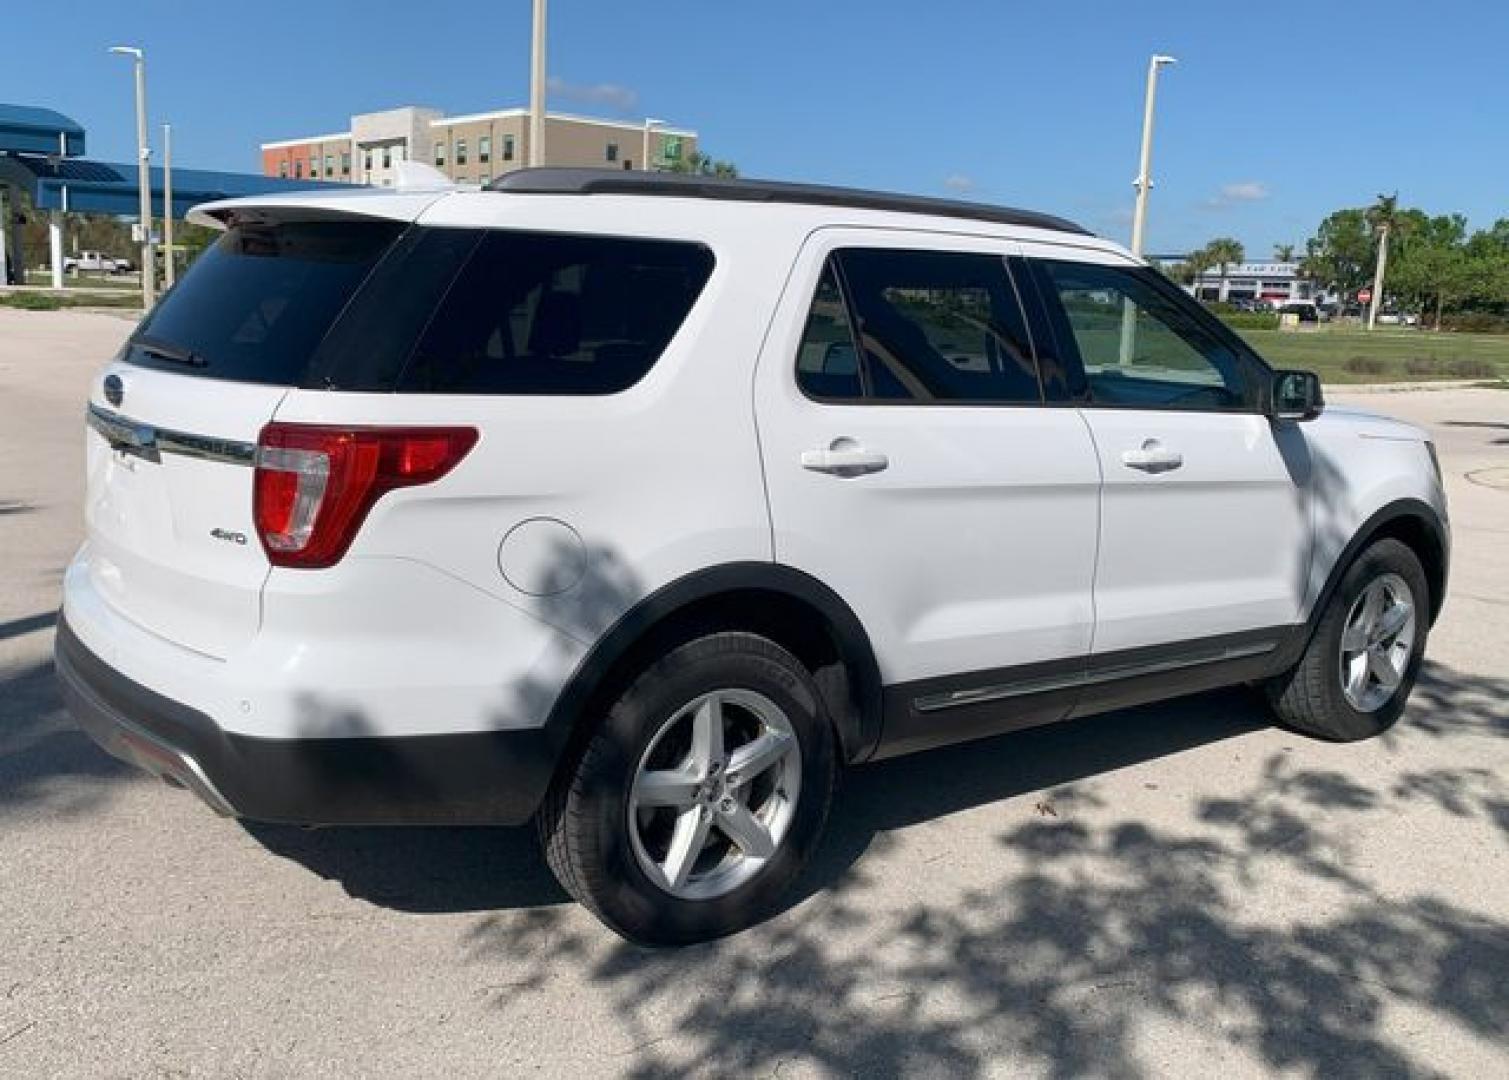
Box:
[1,154,344,219]
[0,103,85,157]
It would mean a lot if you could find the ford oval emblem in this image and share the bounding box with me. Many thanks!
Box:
[103,373,124,407]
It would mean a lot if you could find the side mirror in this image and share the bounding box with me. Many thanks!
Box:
[1270,369,1324,422]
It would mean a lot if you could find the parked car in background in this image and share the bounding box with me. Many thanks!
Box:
[64,251,132,275]
[58,169,1451,944]
[1277,301,1321,324]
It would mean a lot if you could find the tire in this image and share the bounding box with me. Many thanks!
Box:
[1267,537,1429,741]
[537,632,837,945]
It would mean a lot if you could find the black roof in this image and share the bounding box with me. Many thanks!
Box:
[486,168,1090,236]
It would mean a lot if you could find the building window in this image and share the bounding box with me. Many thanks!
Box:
[662,135,683,162]
[294,160,303,179]
[278,161,289,178]
[325,154,335,177]
[364,149,372,172]
[503,134,515,161]
[435,141,446,167]
[479,135,491,163]
[455,139,467,166]
[382,146,391,169]
[606,142,619,163]
[341,151,351,175]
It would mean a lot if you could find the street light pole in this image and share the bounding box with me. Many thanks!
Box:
[110,45,154,308]
[529,0,547,167]
[642,118,664,171]
[1129,54,1177,258]
[162,123,175,289]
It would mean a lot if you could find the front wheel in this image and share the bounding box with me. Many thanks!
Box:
[1267,537,1429,741]
[538,632,836,945]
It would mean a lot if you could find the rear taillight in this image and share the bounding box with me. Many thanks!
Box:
[254,424,478,568]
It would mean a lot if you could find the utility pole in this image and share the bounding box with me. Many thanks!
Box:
[642,118,664,171]
[110,45,154,308]
[1129,54,1177,258]
[529,0,547,167]
[1122,54,1177,366]
[163,123,175,289]
[1367,221,1390,331]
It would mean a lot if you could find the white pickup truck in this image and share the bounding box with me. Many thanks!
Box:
[64,251,132,275]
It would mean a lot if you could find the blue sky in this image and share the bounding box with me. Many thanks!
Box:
[7,0,1505,256]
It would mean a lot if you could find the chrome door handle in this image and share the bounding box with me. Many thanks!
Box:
[802,438,889,477]
[1121,440,1183,473]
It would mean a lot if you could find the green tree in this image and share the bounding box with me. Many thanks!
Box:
[1273,243,1296,263]
[1203,237,1245,298]
[1302,208,1372,299]
[666,151,739,179]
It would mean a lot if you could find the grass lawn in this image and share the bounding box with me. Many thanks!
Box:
[0,290,143,311]
[1234,326,1509,384]
[22,270,141,291]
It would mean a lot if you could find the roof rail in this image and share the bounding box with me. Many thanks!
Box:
[485,168,1090,236]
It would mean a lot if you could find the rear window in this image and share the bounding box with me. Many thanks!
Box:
[398,231,714,395]
[126,220,404,385]
[127,221,714,396]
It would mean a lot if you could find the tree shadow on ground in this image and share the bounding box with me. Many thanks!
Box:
[0,621,133,818]
[456,659,1508,1079]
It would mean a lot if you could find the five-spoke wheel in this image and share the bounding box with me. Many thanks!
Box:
[628,689,802,899]
[538,632,835,945]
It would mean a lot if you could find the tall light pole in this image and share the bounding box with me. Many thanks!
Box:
[1129,54,1177,258]
[162,123,175,289]
[529,0,547,167]
[641,118,664,171]
[110,45,154,308]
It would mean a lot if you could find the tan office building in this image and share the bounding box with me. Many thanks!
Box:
[261,105,698,187]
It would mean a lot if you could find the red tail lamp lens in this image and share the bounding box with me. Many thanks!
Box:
[253,424,478,568]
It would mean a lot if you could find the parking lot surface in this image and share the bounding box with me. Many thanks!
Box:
[1,309,1505,1079]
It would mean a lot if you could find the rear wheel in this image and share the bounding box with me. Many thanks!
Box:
[1267,537,1429,741]
[538,632,836,945]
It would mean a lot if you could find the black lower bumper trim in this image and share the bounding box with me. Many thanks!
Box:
[54,616,561,826]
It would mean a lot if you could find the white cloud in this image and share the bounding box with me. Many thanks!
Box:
[1205,181,1270,208]
[943,173,975,193]
[546,76,639,114]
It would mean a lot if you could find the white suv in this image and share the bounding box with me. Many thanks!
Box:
[58,170,1449,944]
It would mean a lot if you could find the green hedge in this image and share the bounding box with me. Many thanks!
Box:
[1216,312,1280,331]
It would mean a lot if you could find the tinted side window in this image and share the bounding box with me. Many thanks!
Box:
[834,248,1040,404]
[1041,261,1254,411]
[401,232,714,395]
[795,260,863,400]
[127,220,404,385]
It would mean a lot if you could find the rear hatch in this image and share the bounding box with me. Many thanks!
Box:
[83,212,411,657]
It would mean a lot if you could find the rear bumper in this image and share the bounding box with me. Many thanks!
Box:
[55,616,561,825]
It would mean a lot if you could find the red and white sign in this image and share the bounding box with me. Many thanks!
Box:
[1357,288,1373,305]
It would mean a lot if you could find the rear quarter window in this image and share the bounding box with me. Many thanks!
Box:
[399,231,715,395]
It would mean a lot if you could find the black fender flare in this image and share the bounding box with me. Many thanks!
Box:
[1282,497,1449,668]
[541,562,885,766]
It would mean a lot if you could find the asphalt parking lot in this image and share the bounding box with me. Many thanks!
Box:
[2,308,1505,1079]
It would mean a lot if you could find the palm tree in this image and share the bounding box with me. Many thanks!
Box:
[1365,193,1401,329]
[1273,243,1296,263]
[1204,237,1245,301]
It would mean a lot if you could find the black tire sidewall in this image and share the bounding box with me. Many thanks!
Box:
[571,635,835,945]
[1310,538,1430,738]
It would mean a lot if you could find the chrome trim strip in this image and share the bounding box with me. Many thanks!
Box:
[913,641,1277,714]
[87,403,255,467]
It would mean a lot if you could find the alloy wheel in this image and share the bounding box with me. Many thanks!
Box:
[1338,572,1417,713]
[627,689,802,901]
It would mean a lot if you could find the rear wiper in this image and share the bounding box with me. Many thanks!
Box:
[136,337,208,368]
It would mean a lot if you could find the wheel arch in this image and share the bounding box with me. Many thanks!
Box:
[1302,498,1448,651]
[542,563,885,777]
